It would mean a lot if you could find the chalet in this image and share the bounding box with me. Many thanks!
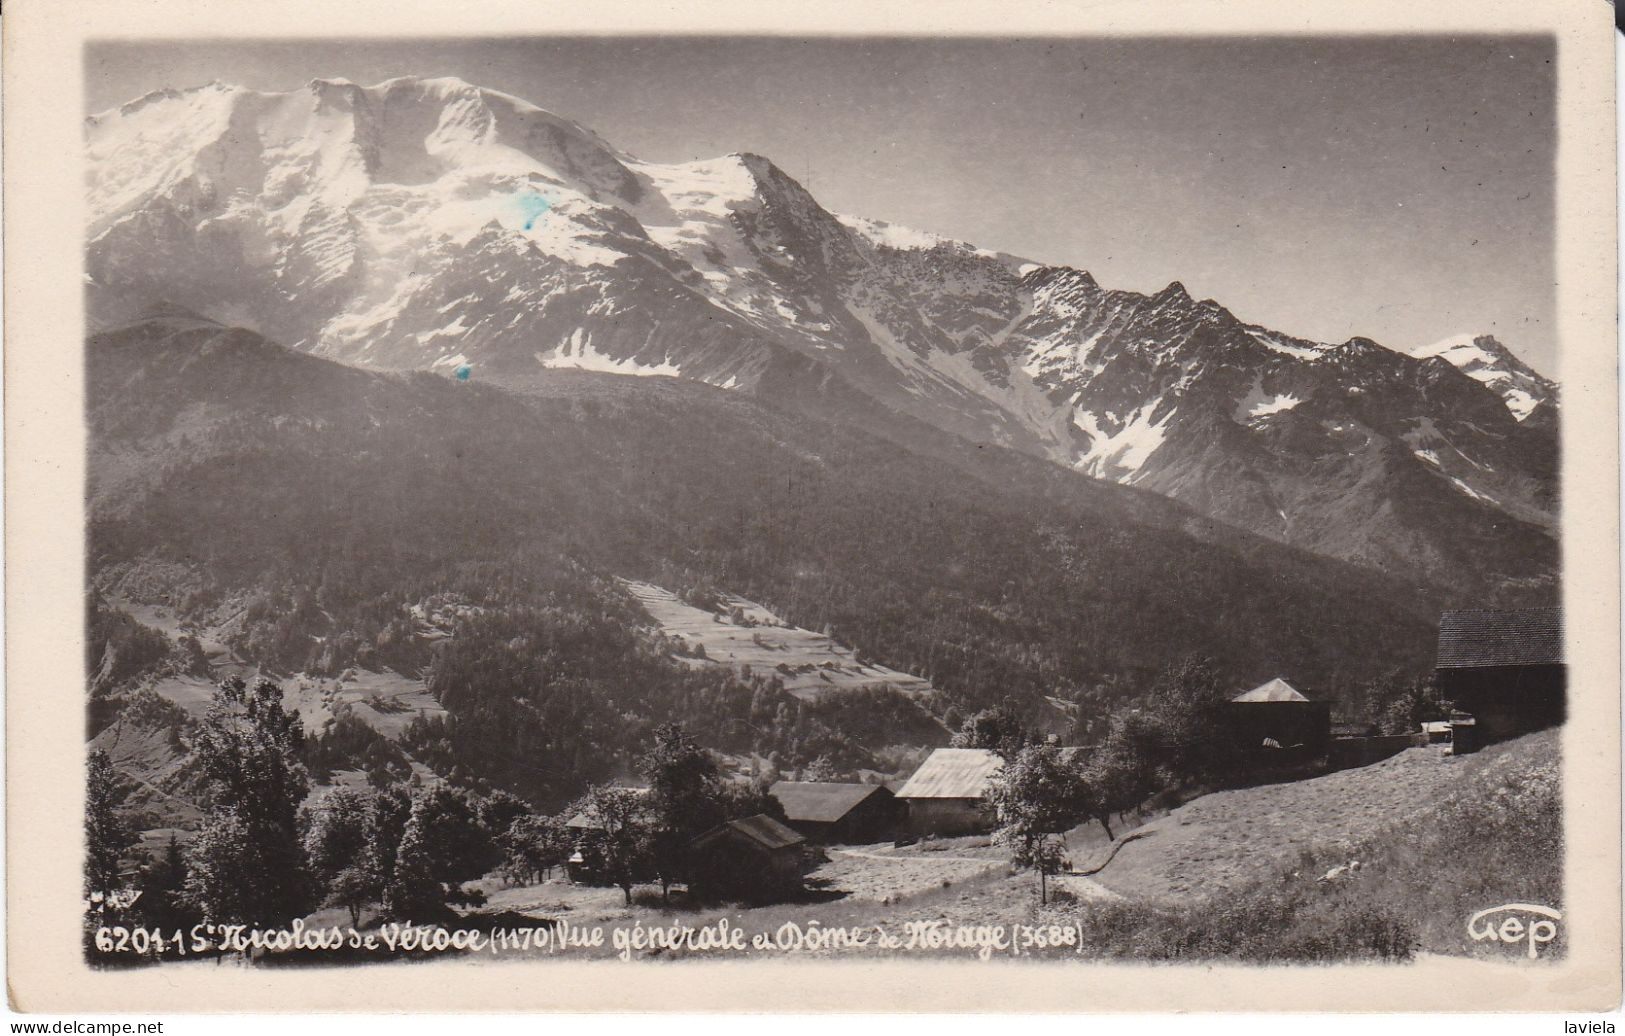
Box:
[1435,608,1565,748]
[687,813,806,903]
[1226,678,1332,748]
[769,781,900,844]
[1223,678,1331,759]
[895,748,1004,837]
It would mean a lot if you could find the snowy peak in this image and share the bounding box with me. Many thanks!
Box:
[1411,334,1556,422]
[86,75,642,236]
[85,76,1559,596]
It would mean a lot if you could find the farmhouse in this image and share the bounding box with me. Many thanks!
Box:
[687,813,806,903]
[1224,678,1332,757]
[895,747,1005,837]
[769,781,900,844]
[1435,607,1565,747]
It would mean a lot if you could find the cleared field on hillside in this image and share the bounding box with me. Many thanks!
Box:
[623,580,937,702]
[1090,733,1553,903]
[112,595,446,740]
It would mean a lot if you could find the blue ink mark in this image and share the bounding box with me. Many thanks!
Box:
[454,364,472,381]
[513,191,552,231]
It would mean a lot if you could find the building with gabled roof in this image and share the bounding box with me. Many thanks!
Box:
[769,781,900,844]
[895,748,1005,837]
[1224,678,1330,759]
[1435,607,1565,746]
[1232,677,1310,703]
[687,813,806,902]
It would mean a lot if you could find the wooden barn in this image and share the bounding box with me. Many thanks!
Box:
[1223,678,1331,759]
[1435,608,1565,748]
[687,813,806,903]
[895,748,1005,837]
[769,781,900,844]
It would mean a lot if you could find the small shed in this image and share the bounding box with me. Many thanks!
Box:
[1223,678,1331,757]
[1435,608,1565,746]
[688,814,807,903]
[769,781,900,844]
[895,748,1004,837]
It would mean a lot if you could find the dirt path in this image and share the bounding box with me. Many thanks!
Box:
[1048,874,1122,901]
[828,847,995,865]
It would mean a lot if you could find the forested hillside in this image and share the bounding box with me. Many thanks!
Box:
[88,312,1444,805]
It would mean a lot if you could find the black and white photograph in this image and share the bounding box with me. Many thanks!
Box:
[3,0,1620,1017]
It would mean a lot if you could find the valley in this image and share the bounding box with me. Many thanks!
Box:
[77,72,1567,974]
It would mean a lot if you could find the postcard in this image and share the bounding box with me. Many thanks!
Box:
[5,0,1619,1013]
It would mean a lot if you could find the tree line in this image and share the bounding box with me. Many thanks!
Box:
[85,677,794,960]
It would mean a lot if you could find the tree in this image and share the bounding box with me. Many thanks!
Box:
[476,789,530,841]
[387,783,500,920]
[499,814,569,886]
[985,744,1082,904]
[85,749,137,956]
[303,788,377,926]
[1081,712,1165,840]
[86,749,134,898]
[326,866,380,928]
[798,754,842,783]
[571,785,653,905]
[949,704,1030,760]
[715,776,788,824]
[1142,657,1242,783]
[134,833,198,935]
[367,786,414,916]
[183,678,315,928]
[1373,676,1453,736]
[639,724,722,903]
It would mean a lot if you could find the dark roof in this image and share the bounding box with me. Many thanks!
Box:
[1437,608,1564,668]
[770,781,891,824]
[693,813,805,853]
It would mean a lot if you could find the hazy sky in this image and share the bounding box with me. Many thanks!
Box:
[87,36,1557,374]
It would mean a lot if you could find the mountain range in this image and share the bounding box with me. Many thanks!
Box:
[85,76,1558,603]
[87,311,1442,743]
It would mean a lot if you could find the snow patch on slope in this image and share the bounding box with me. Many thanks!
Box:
[1233,377,1303,424]
[1250,394,1300,418]
[1247,329,1332,361]
[537,328,683,377]
[1073,399,1175,482]
[838,214,998,258]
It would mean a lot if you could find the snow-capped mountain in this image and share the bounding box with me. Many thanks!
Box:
[85,77,1558,597]
[1410,334,1558,425]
